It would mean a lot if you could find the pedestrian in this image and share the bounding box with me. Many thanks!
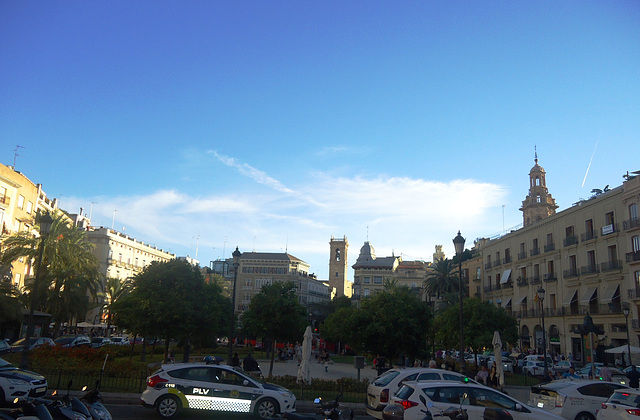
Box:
[628,365,640,388]
[563,367,580,379]
[490,364,498,389]
[231,352,240,367]
[600,362,612,382]
[243,352,260,374]
[475,366,489,385]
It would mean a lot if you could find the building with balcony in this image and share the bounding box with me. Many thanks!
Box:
[0,163,60,289]
[480,158,640,361]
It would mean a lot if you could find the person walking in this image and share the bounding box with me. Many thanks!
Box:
[628,365,640,388]
[600,362,612,382]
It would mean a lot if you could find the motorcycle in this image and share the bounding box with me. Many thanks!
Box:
[0,397,53,420]
[269,392,354,420]
[79,383,111,420]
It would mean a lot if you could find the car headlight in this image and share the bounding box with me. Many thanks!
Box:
[8,378,29,385]
[278,390,294,398]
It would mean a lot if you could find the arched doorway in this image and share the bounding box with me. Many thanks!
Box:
[521,325,531,351]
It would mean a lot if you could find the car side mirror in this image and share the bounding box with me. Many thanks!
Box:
[243,380,249,386]
[515,403,523,411]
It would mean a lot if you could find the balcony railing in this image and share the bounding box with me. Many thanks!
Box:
[581,231,598,242]
[484,285,494,293]
[530,248,540,257]
[473,276,481,283]
[563,268,579,279]
[485,262,492,269]
[494,260,501,267]
[581,265,600,275]
[544,243,555,252]
[518,251,527,260]
[502,281,513,289]
[626,251,640,263]
[628,288,640,300]
[563,236,578,247]
[517,277,528,286]
[530,276,541,285]
[503,256,512,264]
[623,218,640,230]
[0,196,9,206]
[543,273,557,282]
[601,260,623,272]
[513,304,623,319]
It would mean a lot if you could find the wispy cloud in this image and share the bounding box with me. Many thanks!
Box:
[64,154,507,278]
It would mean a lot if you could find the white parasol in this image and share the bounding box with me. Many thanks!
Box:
[492,331,504,388]
[297,326,313,384]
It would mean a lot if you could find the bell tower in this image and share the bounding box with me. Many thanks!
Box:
[520,150,558,227]
[329,236,349,298]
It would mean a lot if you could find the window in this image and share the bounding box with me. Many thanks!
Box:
[605,211,615,226]
[423,386,470,405]
[577,383,625,398]
[26,201,33,214]
[471,387,517,410]
[363,277,370,284]
[17,195,24,209]
[364,288,370,297]
[373,276,383,284]
[631,203,638,220]
[566,226,574,238]
[633,236,640,253]
[534,264,539,278]
[547,260,554,276]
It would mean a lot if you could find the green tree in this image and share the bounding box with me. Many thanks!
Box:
[325,286,432,363]
[0,264,22,325]
[434,298,518,354]
[241,281,308,376]
[102,277,132,331]
[0,212,102,334]
[113,259,229,361]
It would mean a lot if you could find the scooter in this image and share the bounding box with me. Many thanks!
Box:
[43,381,90,420]
[270,392,354,420]
[79,383,111,420]
[0,398,54,420]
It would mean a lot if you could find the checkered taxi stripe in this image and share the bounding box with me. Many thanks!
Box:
[185,395,251,412]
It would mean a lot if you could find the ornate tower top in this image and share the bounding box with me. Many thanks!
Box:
[520,151,558,227]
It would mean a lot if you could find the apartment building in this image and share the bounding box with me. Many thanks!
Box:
[83,226,176,323]
[481,158,640,360]
[234,252,330,312]
[0,163,60,289]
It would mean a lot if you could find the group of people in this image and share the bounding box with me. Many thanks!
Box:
[474,364,501,389]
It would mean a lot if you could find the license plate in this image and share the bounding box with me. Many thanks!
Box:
[36,387,46,393]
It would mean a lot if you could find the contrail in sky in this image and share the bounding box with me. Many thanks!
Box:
[581,140,599,188]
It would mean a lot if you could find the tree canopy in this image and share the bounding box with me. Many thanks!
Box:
[434,297,518,351]
[323,285,432,362]
[113,259,230,359]
[241,281,308,376]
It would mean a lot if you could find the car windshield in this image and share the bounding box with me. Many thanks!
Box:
[0,357,14,369]
[55,337,75,344]
[373,370,401,386]
[395,384,415,400]
[91,338,103,343]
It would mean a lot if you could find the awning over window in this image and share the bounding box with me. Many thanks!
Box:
[502,298,512,308]
[600,284,620,304]
[500,269,512,284]
[563,290,578,306]
[516,296,527,305]
[580,287,598,304]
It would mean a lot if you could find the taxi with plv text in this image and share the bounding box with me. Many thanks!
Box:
[140,358,296,419]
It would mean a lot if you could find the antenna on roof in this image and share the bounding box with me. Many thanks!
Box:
[534,145,538,164]
[285,235,288,254]
[366,226,369,242]
[13,145,24,168]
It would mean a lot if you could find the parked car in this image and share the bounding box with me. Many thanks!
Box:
[523,360,546,376]
[140,360,296,419]
[109,336,130,346]
[597,387,640,419]
[0,357,48,404]
[90,337,112,348]
[554,360,579,375]
[54,334,91,348]
[10,337,55,353]
[366,367,475,419]
[385,380,562,420]
[487,356,514,373]
[0,340,10,355]
[529,379,628,420]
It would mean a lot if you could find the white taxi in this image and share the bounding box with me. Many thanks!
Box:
[598,388,640,419]
[140,360,296,419]
[529,379,628,420]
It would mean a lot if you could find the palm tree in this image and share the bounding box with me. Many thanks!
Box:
[423,257,460,300]
[103,276,132,331]
[1,212,101,336]
[0,266,22,325]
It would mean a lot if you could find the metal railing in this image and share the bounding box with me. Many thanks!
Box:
[601,260,623,272]
[517,252,526,260]
[581,231,598,242]
[581,265,600,275]
[563,268,578,279]
[530,276,541,285]
[516,277,528,286]
[543,273,557,282]
[623,218,640,230]
[530,248,540,257]
[563,236,578,247]
[626,251,640,263]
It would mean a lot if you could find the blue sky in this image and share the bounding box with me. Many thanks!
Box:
[1,1,638,280]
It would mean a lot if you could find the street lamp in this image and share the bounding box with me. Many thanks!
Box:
[623,302,632,367]
[227,247,241,364]
[453,231,466,374]
[537,286,548,375]
[21,212,54,369]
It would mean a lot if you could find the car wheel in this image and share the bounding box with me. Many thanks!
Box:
[156,395,181,418]
[254,397,279,419]
[574,412,595,420]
